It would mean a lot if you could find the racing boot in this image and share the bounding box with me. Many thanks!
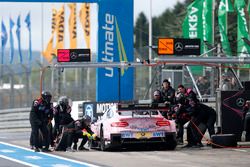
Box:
[73,144,77,151]
[66,147,75,152]
[78,146,89,151]
[42,147,52,152]
[34,147,40,152]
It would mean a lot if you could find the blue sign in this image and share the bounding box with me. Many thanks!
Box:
[97,0,134,101]
[0,141,99,167]
[1,0,98,2]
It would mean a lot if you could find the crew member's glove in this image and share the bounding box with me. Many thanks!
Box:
[82,129,91,138]
[91,134,97,140]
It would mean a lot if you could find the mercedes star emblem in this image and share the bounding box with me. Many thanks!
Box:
[70,52,77,59]
[236,98,245,107]
[175,42,183,52]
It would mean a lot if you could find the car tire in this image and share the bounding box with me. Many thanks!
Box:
[164,135,177,150]
[165,140,177,150]
[211,134,237,148]
[100,128,107,151]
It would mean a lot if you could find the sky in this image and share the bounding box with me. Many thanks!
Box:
[0,0,184,56]
[134,0,184,20]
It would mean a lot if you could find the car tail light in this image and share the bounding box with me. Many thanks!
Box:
[111,121,129,127]
[156,120,170,126]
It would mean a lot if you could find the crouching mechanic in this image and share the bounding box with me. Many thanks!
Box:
[66,115,97,151]
[53,96,74,143]
[184,97,216,147]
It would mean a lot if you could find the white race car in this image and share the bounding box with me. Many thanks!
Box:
[90,103,177,151]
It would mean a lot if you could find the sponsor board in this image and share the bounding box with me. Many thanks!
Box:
[97,0,134,101]
[158,38,200,55]
[57,49,91,62]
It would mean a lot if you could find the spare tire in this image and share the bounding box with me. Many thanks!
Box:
[211,134,237,148]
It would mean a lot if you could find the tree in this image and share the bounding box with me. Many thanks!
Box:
[134,12,149,48]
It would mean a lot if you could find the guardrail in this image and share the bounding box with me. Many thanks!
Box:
[0,108,30,131]
[0,101,84,132]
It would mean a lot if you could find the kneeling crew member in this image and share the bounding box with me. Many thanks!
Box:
[66,115,95,151]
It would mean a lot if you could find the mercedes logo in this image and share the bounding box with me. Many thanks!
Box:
[85,104,93,118]
[236,98,245,107]
[141,132,145,136]
[175,42,183,52]
[86,104,93,113]
[70,52,77,59]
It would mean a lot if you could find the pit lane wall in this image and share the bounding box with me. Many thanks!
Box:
[0,101,84,132]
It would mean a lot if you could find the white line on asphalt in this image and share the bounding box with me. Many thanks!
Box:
[0,155,39,167]
[232,149,247,153]
[0,141,100,167]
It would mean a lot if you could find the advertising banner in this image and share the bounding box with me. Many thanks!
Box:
[97,0,134,101]
[68,3,77,49]
[182,0,204,75]
[202,0,213,54]
[218,0,233,56]
[235,0,250,68]
[158,38,201,55]
[79,3,91,48]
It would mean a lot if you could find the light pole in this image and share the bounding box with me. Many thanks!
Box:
[148,0,152,99]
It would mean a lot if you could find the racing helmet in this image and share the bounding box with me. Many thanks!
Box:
[83,115,92,125]
[58,96,69,107]
[41,91,52,104]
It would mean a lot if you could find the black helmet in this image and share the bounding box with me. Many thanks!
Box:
[83,115,92,125]
[58,96,69,107]
[41,91,52,104]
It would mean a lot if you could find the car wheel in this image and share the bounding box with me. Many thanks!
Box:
[165,140,177,150]
[164,135,177,150]
[100,128,107,151]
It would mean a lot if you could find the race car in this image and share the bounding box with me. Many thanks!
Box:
[90,103,177,151]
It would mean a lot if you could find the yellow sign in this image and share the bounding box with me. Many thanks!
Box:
[135,132,152,139]
[158,38,174,55]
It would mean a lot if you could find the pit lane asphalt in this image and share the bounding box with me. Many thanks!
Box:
[1,131,250,167]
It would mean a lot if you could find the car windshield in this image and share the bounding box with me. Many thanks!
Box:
[118,110,159,117]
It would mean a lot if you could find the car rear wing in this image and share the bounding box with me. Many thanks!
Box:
[118,103,168,111]
[82,102,169,122]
